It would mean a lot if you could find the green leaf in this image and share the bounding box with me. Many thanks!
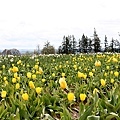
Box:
[115,102,120,112]
[61,106,72,120]
[106,112,119,120]
[0,108,8,119]
[101,99,115,112]
[14,108,20,120]
[110,94,116,106]
[19,108,29,120]
[0,104,4,114]
[79,104,94,120]
[79,102,84,116]
[87,115,100,120]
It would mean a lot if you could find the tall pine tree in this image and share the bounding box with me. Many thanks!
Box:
[81,34,88,53]
[104,35,108,52]
[93,28,101,52]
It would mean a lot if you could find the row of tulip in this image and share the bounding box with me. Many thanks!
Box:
[0,53,120,119]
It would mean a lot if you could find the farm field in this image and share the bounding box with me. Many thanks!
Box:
[0,53,120,120]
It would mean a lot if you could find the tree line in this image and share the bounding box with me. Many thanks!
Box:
[39,28,120,54]
[58,28,120,54]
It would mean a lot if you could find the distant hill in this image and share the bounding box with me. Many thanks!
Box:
[19,49,34,54]
[0,49,34,54]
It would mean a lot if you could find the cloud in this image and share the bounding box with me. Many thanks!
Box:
[0,0,120,50]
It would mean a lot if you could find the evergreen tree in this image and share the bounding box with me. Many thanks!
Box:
[110,38,114,52]
[61,35,73,54]
[113,39,120,52]
[93,28,101,52]
[109,38,120,52]
[87,38,93,53]
[104,35,108,52]
[65,36,70,54]
[81,34,85,52]
[58,46,62,54]
[81,34,88,53]
[71,35,77,54]
[78,38,82,53]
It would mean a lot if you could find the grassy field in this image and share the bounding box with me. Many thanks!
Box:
[0,53,120,120]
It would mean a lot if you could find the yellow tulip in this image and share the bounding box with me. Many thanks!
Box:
[106,66,109,70]
[110,71,113,74]
[62,73,65,77]
[29,81,35,89]
[12,66,18,72]
[32,74,36,79]
[14,73,18,78]
[66,61,68,64]
[83,74,87,79]
[22,93,29,101]
[5,81,8,85]
[17,77,20,81]
[27,72,32,79]
[16,83,20,89]
[80,93,86,101]
[67,92,75,101]
[92,69,95,72]
[78,71,84,78]
[2,65,5,69]
[1,91,7,98]
[59,65,62,68]
[59,77,67,89]
[42,79,46,82]
[52,73,55,77]
[17,60,22,64]
[95,60,101,67]
[3,77,7,81]
[112,58,118,62]
[114,71,119,77]
[89,72,93,77]
[104,72,107,77]
[101,79,106,86]
[73,65,77,69]
[12,78,17,83]
[39,67,43,74]
[111,79,114,83]
[32,70,35,73]
[34,65,39,70]
[36,87,42,94]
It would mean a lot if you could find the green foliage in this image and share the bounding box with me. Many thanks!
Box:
[0,53,120,119]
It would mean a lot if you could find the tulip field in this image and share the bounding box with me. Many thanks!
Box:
[0,53,120,120]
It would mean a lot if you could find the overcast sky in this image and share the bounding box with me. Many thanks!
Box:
[0,0,120,50]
